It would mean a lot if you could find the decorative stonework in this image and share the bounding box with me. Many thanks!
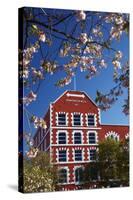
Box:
[98,108,101,124]
[85,113,97,127]
[71,112,82,126]
[58,166,70,184]
[72,130,84,144]
[56,130,68,145]
[56,148,69,163]
[73,165,84,183]
[87,147,97,161]
[87,130,98,144]
[105,131,120,141]
[55,112,68,126]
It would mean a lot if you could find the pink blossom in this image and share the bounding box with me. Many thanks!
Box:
[26,148,39,158]
[115,16,123,25]
[79,33,88,44]
[88,65,97,73]
[23,91,37,106]
[99,59,107,68]
[21,69,29,79]
[32,68,43,79]
[110,26,122,40]
[33,117,47,129]
[80,56,93,65]
[28,91,37,101]
[39,32,46,42]
[84,46,90,54]
[112,60,121,69]
[115,51,122,60]
[76,10,86,21]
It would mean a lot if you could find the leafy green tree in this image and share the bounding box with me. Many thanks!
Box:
[98,139,120,181]
[84,138,129,188]
[116,139,129,184]
[23,151,58,193]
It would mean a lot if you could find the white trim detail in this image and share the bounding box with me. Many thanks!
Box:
[51,144,98,147]
[72,130,84,144]
[85,113,97,127]
[50,103,53,164]
[105,131,120,141]
[87,147,97,161]
[87,130,98,144]
[51,126,101,130]
[74,165,84,184]
[56,148,69,163]
[56,130,68,145]
[98,108,101,124]
[74,148,83,162]
[56,112,68,126]
[53,91,67,104]
[66,93,85,98]
[53,160,94,164]
[57,166,70,184]
[71,112,83,126]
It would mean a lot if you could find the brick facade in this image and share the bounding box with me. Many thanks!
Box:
[33,90,129,190]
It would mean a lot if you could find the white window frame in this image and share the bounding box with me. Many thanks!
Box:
[57,130,68,145]
[58,167,68,184]
[72,112,82,126]
[105,131,120,141]
[89,148,97,161]
[74,149,83,162]
[87,131,98,144]
[56,112,68,126]
[86,113,97,127]
[72,130,83,144]
[58,149,67,162]
[74,166,84,184]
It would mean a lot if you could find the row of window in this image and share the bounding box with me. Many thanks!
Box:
[58,149,96,162]
[58,166,98,184]
[58,167,84,184]
[58,131,97,144]
[57,113,96,126]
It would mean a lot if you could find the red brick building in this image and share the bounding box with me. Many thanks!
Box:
[33,90,129,190]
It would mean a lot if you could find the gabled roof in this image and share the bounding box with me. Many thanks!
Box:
[53,90,98,108]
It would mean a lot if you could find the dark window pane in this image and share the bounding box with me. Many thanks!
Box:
[58,169,67,183]
[89,132,96,144]
[58,114,66,125]
[90,149,96,161]
[58,132,66,144]
[74,132,81,144]
[88,115,95,126]
[75,150,82,161]
[75,168,84,182]
[73,114,81,126]
[59,150,66,162]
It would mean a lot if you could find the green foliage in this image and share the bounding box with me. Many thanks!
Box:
[98,138,129,184]
[23,151,58,193]
[84,138,129,187]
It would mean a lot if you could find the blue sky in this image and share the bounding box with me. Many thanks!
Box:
[23,8,129,139]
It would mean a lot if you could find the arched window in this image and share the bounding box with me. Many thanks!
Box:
[74,132,82,144]
[58,168,67,183]
[105,131,119,141]
[88,132,96,144]
[75,167,84,183]
[58,132,66,144]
